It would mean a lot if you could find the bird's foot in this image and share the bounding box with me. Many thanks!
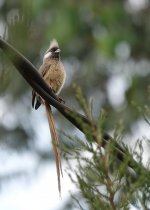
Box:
[58,96,65,104]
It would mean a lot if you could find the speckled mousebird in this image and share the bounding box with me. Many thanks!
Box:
[32,39,66,109]
[32,39,66,195]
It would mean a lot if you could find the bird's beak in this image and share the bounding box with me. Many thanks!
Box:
[55,48,61,53]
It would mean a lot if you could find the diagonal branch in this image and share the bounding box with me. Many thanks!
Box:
[0,37,148,174]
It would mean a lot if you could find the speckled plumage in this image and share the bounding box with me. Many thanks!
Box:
[32,39,66,109]
[32,39,65,195]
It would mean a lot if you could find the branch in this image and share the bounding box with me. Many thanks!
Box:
[0,37,148,174]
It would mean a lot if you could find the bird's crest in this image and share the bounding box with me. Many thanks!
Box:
[49,39,59,50]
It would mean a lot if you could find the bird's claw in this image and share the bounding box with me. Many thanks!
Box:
[58,97,65,104]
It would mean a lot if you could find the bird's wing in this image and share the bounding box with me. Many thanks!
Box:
[32,90,42,109]
[32,63,51,109]
[39,63,51,78]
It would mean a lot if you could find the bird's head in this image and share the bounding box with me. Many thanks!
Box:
[43,39,60,60]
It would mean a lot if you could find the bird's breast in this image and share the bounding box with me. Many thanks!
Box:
[44,61,66,94]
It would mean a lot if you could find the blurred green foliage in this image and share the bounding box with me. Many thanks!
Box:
[61,92,150,210]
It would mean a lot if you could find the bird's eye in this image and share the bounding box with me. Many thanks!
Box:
[50,47,58,52]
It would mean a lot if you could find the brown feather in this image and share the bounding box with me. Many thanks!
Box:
[45,102,63,195]
[32,90,36,108]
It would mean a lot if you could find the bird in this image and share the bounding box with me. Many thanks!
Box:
[32,39,66,109]
[32,39,66,195]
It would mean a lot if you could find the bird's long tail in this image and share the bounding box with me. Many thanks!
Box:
[45,102,63,195]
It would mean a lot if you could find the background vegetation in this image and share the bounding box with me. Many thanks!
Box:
[0,0,150,209]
